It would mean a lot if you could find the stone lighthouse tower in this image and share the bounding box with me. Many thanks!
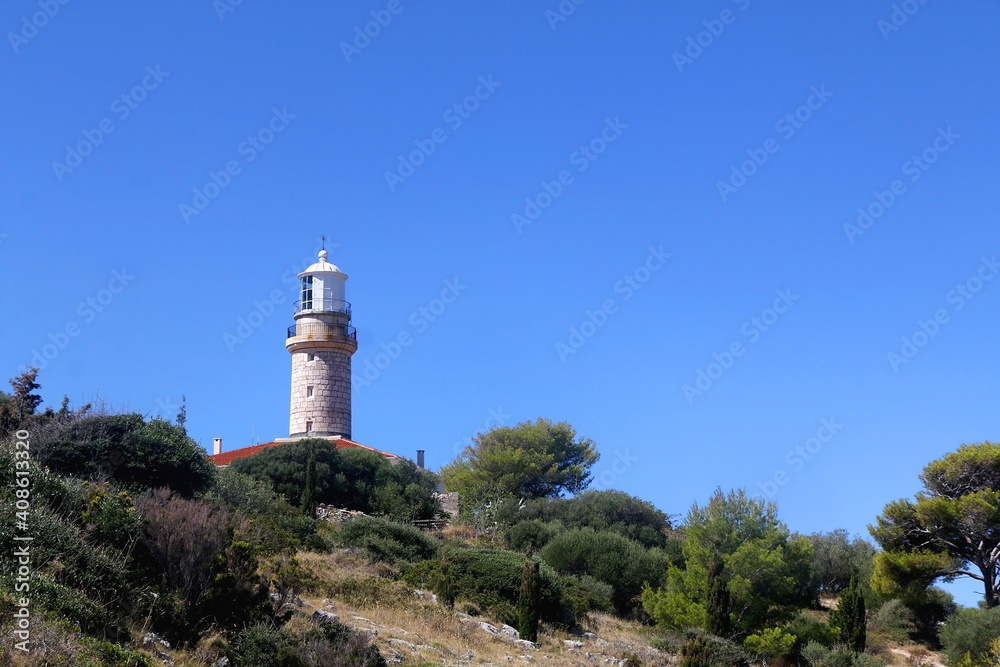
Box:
[285,250,358,439]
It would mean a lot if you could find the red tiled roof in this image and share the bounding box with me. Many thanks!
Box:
[208,438,400,466]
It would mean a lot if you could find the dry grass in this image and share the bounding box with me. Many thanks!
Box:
[887,644,946,667]
[295,549,675,666]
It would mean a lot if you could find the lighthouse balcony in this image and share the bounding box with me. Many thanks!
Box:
[293,293,351,316]
[287,323,357,340]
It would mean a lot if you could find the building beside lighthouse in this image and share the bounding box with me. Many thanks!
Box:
[208,249,401,467]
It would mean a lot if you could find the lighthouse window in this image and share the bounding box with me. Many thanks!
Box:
[300,276,313,310]
[305,421,313,432]
[306,386,314,398]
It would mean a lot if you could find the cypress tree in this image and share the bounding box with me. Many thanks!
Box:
[832,573,866,653]
[518,546,540,642]
[301,443,317,518]
[436,546,457,609]
[706,552,731,637]
[679,636,712,667]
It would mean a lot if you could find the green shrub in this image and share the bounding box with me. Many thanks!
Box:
[232,441,441,521]
[868,599,916,643]
[228,620,385,667]
[34,414,215,496]
[506,490,672,549]
[404,548,565,625]
[743,627,796,662]
[338,516,440,563]
[809,646,886,667]
[506,519,565,551]
[681,630,752,667]
[539,527,667,614]
[802,641,829,666]
[558,575,614,618]
[786,611,839,663]
[79,637,153,667]
[939,606,1000,666]
[229,623,297,667]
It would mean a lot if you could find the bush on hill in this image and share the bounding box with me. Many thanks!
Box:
[939,605,1000,667]
[404,548,566,627]
[32,413,215,496]
[337,515,440,564]
[508,489,673,550]
[228,618,386,667]
[231,440,441,521]
[539,527,669,615]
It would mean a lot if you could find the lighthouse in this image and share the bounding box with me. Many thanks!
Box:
[285,249,358,439]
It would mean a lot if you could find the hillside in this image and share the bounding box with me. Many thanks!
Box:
[3,378,999,667]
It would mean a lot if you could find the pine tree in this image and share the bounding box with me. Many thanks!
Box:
[832,573,866,653]
[10,368,42,421]
[706,552,731,637]
[301,443,317,518]
[518,546,540,642]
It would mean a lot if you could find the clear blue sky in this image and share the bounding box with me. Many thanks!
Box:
[2,0,997,604]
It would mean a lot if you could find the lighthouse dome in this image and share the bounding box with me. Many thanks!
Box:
[300,249,345,277]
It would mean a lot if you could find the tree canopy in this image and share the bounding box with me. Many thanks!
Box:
[806,529,877,597]
[35,413,215,497]
[642,488,813,638]
[870,441,1000,608]
[441,418,600,505]
[0,368,44,440]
